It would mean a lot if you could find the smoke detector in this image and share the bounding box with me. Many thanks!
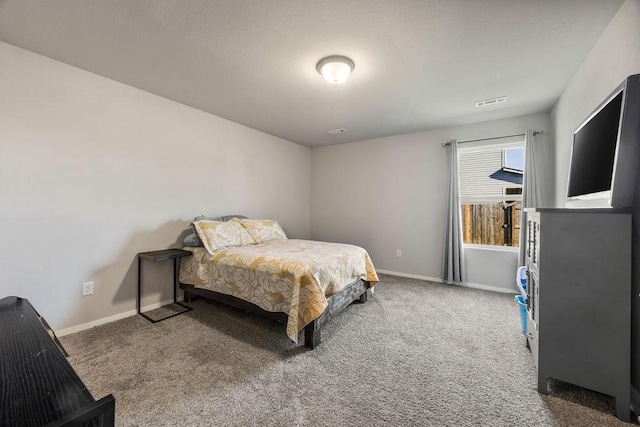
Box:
[475,96,507,107]
[327,128,348,135]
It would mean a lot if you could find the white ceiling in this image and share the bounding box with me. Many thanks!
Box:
[0,1,625,147]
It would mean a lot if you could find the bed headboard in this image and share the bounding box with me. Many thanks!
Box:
[204,215,248,222]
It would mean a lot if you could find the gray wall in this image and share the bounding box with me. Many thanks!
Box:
[551,0,640,208]
[311,112,551,292]
[549,0,640,399]
[0,41,312,333]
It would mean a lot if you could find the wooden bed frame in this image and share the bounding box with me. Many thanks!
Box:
[180,278,371,349]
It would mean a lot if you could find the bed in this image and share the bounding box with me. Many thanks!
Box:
[178,215,378,348]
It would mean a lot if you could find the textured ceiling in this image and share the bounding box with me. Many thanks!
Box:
[0,0,625,147]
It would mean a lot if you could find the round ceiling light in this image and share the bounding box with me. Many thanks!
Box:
[316,55,355,84]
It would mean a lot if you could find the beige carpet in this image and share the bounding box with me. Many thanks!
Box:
[60,274,634,426]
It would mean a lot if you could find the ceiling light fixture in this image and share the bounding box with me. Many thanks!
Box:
[316,55,355,84]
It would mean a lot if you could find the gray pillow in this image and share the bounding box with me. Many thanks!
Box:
[193,215,222,222]
[193,214,248,222]
[183,233,203,247]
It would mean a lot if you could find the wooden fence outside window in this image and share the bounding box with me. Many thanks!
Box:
[462,201,521,247]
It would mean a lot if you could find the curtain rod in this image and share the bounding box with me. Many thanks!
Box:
[441,130,543,147]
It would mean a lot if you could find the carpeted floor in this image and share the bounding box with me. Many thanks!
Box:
[60,274,634,426]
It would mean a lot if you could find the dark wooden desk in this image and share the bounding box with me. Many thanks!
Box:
[0,296,115,426]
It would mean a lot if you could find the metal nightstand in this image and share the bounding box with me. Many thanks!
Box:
[137,249,193,323]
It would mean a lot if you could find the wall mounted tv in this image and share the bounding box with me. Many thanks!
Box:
[566,74,640,208]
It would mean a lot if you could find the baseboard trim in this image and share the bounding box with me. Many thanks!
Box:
[457,280,518,294]
[377,269,517,294]
[58,271,516,337]
[57,297,183,337]
[376,269,442,283]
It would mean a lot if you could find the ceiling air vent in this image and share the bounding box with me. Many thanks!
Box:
[327,128,348,135]
[475,96,507,107]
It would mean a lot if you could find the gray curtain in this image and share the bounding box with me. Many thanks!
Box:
[518,130,548,266]
[442,139,465,283]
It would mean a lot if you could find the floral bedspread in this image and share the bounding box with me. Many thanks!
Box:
[179,239,378,342]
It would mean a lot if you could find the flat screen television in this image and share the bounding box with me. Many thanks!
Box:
[566,74,640,208]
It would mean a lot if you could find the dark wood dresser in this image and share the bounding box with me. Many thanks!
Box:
[0,296,115,426]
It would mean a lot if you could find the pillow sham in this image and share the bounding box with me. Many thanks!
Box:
[230,218,287,244]
[192,220,255,255]
[186,215,249,247]
[186,216,220,247]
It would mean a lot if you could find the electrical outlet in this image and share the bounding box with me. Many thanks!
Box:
[396,249,402,258]
[82,281,94,296]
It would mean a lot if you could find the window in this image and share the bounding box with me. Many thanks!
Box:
[458,140,524,247]
[503,147,524,171]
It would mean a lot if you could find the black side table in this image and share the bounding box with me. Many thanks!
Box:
[137,249,193,323]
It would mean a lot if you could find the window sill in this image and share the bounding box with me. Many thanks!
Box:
[463,244,519,253]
